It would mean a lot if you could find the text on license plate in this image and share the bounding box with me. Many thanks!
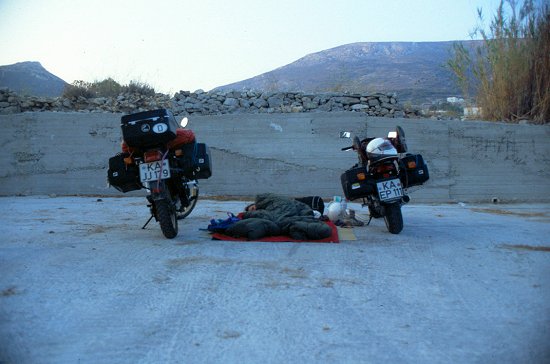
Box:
[377,178,403,201]
[140,160,171,182]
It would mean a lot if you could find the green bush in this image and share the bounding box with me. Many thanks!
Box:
[63,80,94,99]
[62,78,156,99]
[90,78,123,97]
[124,81,156,96]
[448,0,549,123]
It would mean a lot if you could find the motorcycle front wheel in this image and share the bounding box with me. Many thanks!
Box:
[383,203,403,234]
[155,198,178,239]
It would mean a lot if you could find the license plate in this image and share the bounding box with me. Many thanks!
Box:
[139,160,171,182]
[377,178,403,202]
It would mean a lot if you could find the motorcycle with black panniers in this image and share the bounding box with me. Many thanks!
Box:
[107,109,212,239]
[340,126,429,234]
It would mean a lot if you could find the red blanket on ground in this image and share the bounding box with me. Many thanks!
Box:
[211,220,339,243]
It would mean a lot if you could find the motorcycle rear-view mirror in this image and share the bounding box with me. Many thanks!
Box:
[388,126,408,153]
[340,131,352,138]
[180,117,189,128]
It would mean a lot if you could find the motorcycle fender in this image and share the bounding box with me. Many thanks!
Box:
[147,181,169,200]
[381,201,402,214]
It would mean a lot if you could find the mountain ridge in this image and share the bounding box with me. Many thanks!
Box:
[215,41,478,103]
[0,61,68,97]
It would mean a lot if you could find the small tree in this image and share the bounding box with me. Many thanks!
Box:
[448,0,549,123]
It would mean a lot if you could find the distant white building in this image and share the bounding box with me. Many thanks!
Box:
[447,97,464,103]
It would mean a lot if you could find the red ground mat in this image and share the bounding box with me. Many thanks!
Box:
[210,221,339,243]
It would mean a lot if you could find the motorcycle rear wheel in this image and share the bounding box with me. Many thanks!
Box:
[383,204,403,234]
[156,198,178,239]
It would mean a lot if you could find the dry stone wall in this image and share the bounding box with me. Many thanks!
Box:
[0,87,419,118]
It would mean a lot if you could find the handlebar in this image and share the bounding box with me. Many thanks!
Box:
[341,137,373,152]
[341,137,377,152]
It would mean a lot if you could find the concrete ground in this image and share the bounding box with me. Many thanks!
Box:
[0,196,549,364]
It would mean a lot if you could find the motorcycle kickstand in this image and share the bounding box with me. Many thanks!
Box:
[142,214,154,229]
[361,199,373,226]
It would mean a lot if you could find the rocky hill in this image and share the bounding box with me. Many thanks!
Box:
[216,41,478,104]
[0,61,68,97]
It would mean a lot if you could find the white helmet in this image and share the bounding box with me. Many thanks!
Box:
[366,138,397,161]
[326,202,343,221]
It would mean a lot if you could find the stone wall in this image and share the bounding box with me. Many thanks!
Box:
[0,87,419,118]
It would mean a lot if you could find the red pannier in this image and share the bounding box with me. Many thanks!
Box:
[167,129,196,150]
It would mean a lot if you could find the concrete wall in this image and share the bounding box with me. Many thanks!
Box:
[1,112,549,203]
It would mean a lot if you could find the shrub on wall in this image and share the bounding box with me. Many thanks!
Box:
[90,78,123,97]
[62,78,156,99]
[63,80,95,99]
[124,81,156,96]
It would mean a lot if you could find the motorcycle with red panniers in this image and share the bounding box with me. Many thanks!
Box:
[107,108,212,239]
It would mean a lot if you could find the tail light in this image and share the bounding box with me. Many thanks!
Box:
[375,164,395,173]
[407,160,417,169]
[375,163,395,178]
[144,150,163,163]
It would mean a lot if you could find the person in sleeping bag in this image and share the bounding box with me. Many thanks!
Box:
[227,193,331,240]
[245,195,325,215]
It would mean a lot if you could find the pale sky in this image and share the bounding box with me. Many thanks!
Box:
[0,0,506,94]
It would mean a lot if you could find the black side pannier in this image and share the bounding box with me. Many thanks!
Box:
[340,166,374,201]
[121,109,178,148]
[107,153,142,192]
[175,142,197,173]
[194,143,212,179]
[400,154,429,187]
[175,142,212,179]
